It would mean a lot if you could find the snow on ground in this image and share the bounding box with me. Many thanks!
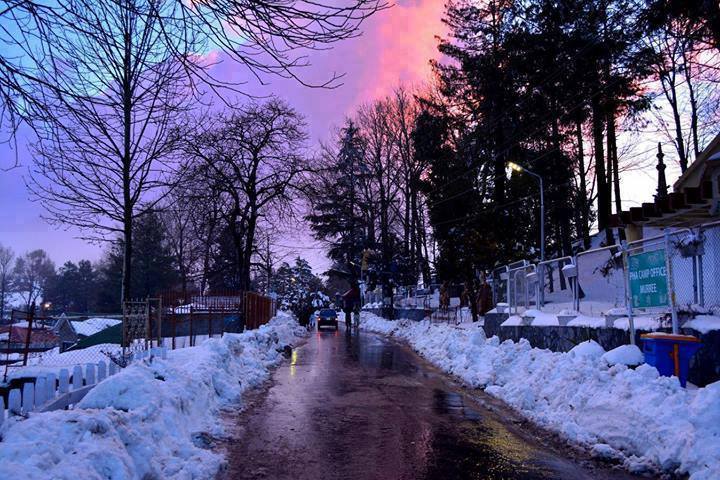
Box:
[683,315,720,334]
[567,314,608,328]
[0,312,307,479]
[613,316,664,331]
[71,317,121,337]
[360,312,720,479]
[524,309,560,326]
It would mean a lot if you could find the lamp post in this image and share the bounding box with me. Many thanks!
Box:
[508,161,545,305]
[507,161,545,263]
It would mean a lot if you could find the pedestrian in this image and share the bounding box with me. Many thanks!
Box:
[469,280,479,322]
[460,282,470,308]
[477,274,493,317]
[342,280,360,332]
[439,281,450,310]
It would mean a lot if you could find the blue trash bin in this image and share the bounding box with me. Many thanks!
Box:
[641,333,702,387]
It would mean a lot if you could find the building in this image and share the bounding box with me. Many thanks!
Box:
[610,134,720,236]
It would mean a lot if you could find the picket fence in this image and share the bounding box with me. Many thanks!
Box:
[0,347,167,427]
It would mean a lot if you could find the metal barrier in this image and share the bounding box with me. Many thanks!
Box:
[361,222,720,329]
[537,256,575,310]
[492,222,720,326]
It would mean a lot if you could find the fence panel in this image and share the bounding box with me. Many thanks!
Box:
[538,257,575,313]
[575,246,627,316]
[699,223,720,312]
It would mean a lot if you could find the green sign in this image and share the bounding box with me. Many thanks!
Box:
[628,249,668,308]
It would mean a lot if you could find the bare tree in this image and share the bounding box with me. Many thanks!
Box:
[12,249,55,311]
[388,86,428,281]
[162,0,388,89]
[0,243,14,320]
[179,98,309,291]
[25,0,201,303]
[356,98,403,293]
[0,0,387,140]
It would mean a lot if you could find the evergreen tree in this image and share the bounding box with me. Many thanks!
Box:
[306,120,370,279]
[95,211,179,310]
[272,257,324,316]
[45,260,97,314]
[131,211,178,298]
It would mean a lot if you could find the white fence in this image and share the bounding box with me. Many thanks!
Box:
[0,347,167,426]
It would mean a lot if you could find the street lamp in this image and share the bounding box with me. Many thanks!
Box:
[507,161,545,263]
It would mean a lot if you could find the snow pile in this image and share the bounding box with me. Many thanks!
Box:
[683,315,720,334]
[602,344,644,366]
[360,312,720,479]
[0,312,306,479]
[71,317,121,337]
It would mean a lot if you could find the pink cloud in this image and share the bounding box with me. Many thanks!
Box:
[353,0,447,102]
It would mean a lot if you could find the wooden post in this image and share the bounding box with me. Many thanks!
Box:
[59,369,69,394]
[72,365,83,390]
[8,388,21,416]
[46,373,57,400]
[208,306,213,339]
[22,382,34,413]
[97,361,107,382]
[145,297,150,350]
[189,304,194,347]
[85,364,96,385]
[35,377,47,407]
[157,297,163,347]
[122,301,127,357]
[22,304,36,366]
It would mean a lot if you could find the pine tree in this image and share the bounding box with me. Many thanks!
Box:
[306,120,370,278]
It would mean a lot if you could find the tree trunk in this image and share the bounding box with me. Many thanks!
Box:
[607,110,626,241]
[682,46,700,158]
[240,212,258,292]
[121,17,133,305]
[592,94,612,245]
[575,118,590,248]
[666,79,688,172]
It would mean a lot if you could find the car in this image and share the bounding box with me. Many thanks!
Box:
[316,308,339,331]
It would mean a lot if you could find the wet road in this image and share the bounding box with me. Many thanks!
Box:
[219,326,637,480]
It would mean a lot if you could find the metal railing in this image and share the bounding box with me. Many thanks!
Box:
[488,221,720,334]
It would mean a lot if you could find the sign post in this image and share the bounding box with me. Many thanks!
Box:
[628,249,669,308]
[621,243,636,345]
[664,231,680,334]
[628,242,675,334]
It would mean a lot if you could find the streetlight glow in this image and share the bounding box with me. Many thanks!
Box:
[508,161,523,173]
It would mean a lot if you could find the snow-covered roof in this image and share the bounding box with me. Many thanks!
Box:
[71,317,121,337]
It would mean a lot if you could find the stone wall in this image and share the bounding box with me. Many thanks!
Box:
[483,313,719,387]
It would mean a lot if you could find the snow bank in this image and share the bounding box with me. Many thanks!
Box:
[0,312,307,479]
[360,312,720,479]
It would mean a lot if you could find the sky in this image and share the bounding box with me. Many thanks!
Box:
[0,0,681,275]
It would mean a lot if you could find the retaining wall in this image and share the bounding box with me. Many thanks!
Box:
[483,313,719,387]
